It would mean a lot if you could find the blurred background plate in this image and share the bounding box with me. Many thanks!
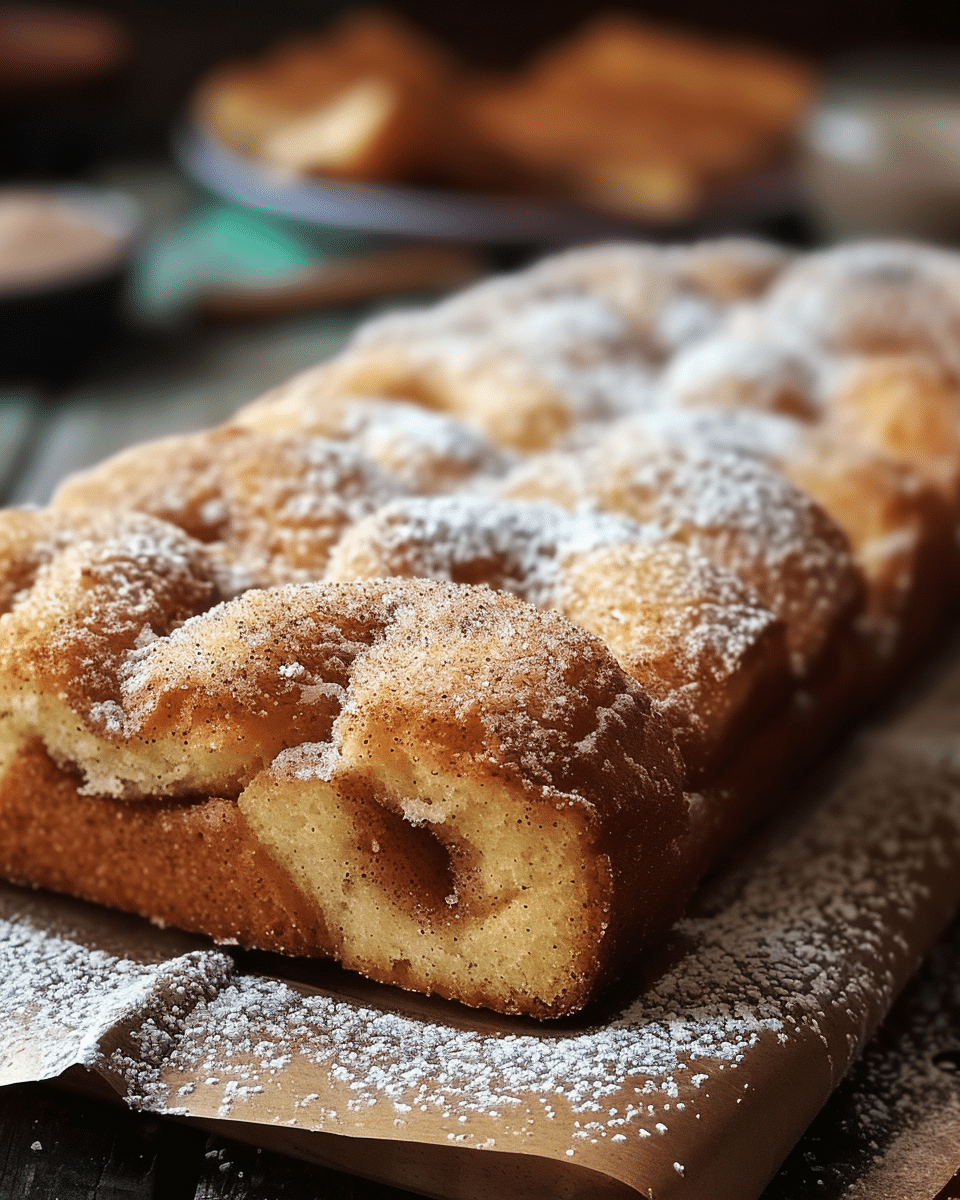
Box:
[176,119,802,246]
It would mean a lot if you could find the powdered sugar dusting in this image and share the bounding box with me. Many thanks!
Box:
[658,320,819,421]
[0,888,232,1085]
[341,401,513,492]
[763,241,960,372]
[2,692,954,1182]
[766,908,960,1197]
[326,496,643,607]
[335,274,659,442]
[498,433,858,674]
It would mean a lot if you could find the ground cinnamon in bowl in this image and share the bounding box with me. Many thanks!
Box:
[0,186,138,379]
[0,189,129,293]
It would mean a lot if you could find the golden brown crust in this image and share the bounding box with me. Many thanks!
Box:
[0,739,329,955]
[9,237,960,1020]
[193,11,462,184]
[325,496,793,780]
[52,426,407,593]
[498,438,862,677]
[244,584,686,1015]
[0,523,687,1016]
[826,355,960,512]
[0,508,219,715]
[557,542,792,779]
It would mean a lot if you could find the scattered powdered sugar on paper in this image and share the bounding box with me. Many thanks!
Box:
[765,908,960,1198]
[112,968,780,1129]
[39,735,954,1170]
[0,897,232,1084]
[840,916,960,1189]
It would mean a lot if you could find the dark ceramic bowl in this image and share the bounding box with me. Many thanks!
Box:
[0,185,139,383]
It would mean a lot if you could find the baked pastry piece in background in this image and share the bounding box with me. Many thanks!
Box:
[191,12,815,212]
[194,10,461,184]
[7,237,960,1019]
[193,8,525,193]
[463,15,815,216]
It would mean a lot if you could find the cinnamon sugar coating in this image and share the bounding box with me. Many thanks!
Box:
[327,496,790,775]
[0,508,218,721]
[0,511,686,1014]
[824,355,960,512]
[588,408,952,660]
[233,393,513,493]
[314,288,653,450]
[557,542,790,775]
[243,579,685,1014]
[498,437,860,676]
[53,426,406,593]
[248,240,788,454]
[523,237,792,357]
[764,241,960,369]
[8,236,960,1017]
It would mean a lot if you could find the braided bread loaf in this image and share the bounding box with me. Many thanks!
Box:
[5,237,960,1017]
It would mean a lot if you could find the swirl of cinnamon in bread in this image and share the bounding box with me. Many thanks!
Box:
[0,503,687,1016]
[239,578,686,1016]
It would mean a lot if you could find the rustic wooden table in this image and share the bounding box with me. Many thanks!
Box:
[0,288,959,1200]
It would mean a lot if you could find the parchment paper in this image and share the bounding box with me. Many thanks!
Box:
[5,647,960,1200]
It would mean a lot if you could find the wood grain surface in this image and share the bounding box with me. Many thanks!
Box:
[0,1081,422,1199]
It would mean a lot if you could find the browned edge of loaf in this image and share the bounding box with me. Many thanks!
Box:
[2,587,946,1018]
[0,734,686,1019]
[0,740,331,956]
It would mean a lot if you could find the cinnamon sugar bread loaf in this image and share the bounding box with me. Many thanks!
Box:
[5,238,960,1017]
